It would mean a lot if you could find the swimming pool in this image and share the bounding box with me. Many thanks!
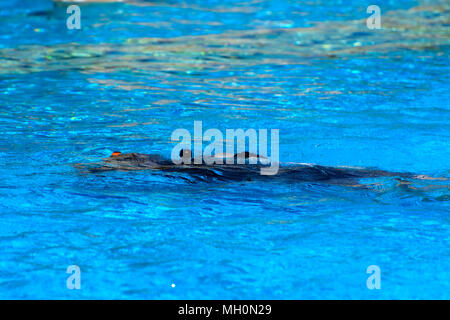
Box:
[0,0,449,299]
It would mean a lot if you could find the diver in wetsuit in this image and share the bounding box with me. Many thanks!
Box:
[77,149,448,187]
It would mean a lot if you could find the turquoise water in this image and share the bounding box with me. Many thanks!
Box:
[0,0,449,299]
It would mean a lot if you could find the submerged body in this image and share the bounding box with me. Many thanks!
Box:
[76,151,447,187]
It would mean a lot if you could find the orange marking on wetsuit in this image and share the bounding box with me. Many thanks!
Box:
[111,152,121,157]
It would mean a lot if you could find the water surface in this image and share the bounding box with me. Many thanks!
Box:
[0,0,449,299]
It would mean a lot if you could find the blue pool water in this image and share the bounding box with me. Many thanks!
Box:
[0,0,449,299]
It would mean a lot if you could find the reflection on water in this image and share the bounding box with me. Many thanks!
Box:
[1,1,449,75]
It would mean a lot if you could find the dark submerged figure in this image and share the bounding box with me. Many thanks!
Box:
[76,150,448,187]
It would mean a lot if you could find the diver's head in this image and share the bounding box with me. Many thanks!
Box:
[106,151,138,162]
[179,148,192,159]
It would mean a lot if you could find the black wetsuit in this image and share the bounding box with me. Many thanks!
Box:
[84,152,414,184]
